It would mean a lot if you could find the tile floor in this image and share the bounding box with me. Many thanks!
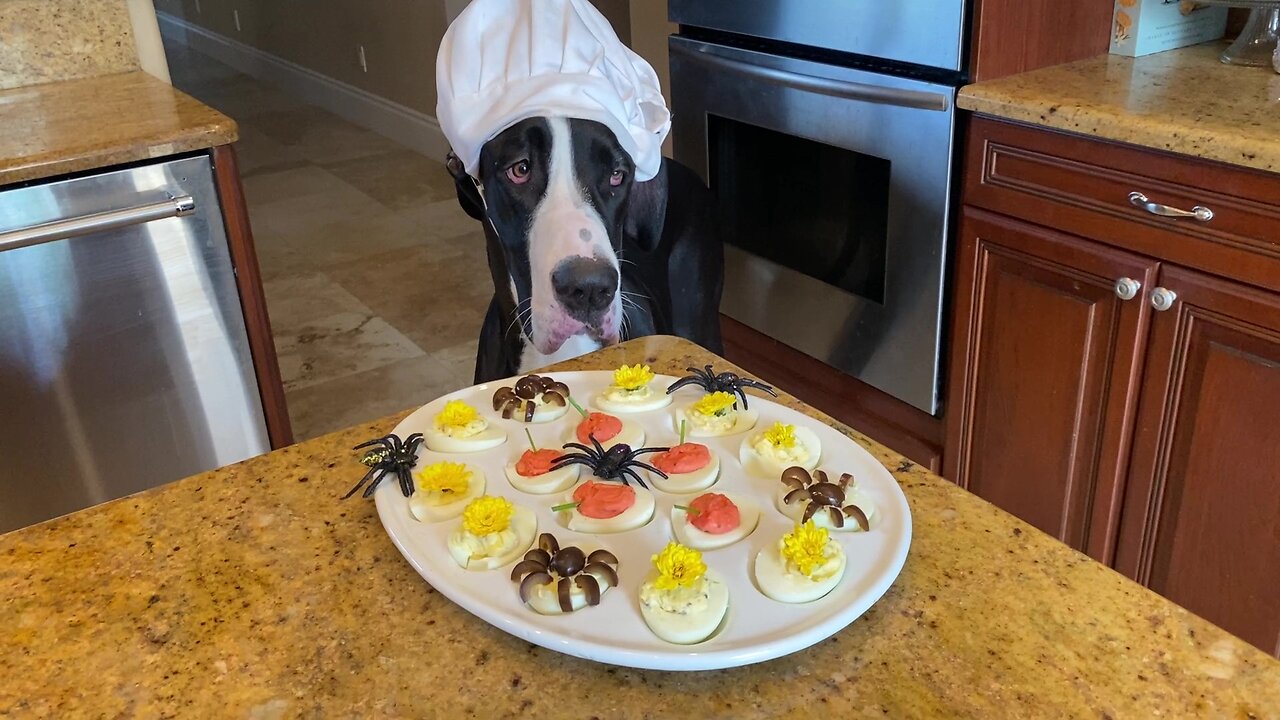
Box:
[165,40,491,441]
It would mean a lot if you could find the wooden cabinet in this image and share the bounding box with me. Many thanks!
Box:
[949,117,1280,657]
[1116,266,1280,657]
[947,210,1154,558]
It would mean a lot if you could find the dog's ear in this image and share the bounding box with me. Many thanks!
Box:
[446,152,486,222]
[623,159,669,252]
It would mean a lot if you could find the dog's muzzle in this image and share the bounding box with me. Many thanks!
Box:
[530,256,620,353]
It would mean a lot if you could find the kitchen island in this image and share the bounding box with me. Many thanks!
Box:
[2,336,1277,718]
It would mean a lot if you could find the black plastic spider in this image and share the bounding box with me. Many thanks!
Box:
[551,435,669,488]
[665,364,778,409]
[342,433,424,499]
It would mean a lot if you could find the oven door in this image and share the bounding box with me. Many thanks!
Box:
[669,0,968,72]
[670,37,955,415]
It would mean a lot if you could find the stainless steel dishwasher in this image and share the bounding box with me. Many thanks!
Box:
[0,155,270,532]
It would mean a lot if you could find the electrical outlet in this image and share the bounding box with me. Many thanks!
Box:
[358,45,368,73]
[233,9,241,32]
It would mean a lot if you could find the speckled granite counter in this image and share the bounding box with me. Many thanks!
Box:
[958,43,1280,174]
[3,336,1278,718]
[0,71,237,186]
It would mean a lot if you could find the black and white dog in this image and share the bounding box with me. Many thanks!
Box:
[447,117,723,383]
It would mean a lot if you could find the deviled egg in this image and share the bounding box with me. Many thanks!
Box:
[648,442,720,494]
[566,411,645,450]
[492,374,570,423]
[671,492,760,550]
[639,542,729,645]
[775,466,877,532]
[555,479,655,533]
[594,364,672,413]
[447,495,537,571]
[425,400,507,453]
[503,448,580,494]
[674,392,759,438]
[739,421,821,479]
[510,533,620,615]
[408,461,486,522]
[754,521,846,603]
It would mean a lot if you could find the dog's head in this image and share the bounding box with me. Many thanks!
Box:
[465,116,639,356]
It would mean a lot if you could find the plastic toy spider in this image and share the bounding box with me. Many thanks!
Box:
[342,433,423,499]
[550,435,669,488]
[665,364,778,409]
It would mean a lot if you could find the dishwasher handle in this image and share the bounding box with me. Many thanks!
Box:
[0,194,195,253]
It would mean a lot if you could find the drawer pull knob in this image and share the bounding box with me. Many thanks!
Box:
[1151,287,1178,312]
[1128,192,1213,222]
[1114,277,1142,301]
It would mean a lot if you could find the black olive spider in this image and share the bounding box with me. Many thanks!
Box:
[665,364,778,410]
[550,435,669,489]
[342,433,424,499]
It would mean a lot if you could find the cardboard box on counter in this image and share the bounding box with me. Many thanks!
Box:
[1110,0,1228,57]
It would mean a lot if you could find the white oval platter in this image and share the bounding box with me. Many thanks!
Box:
[373,370,911,671]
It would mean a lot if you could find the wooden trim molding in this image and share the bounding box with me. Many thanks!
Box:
[211,144,294,449]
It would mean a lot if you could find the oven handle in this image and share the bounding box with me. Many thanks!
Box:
[671,43,950,112]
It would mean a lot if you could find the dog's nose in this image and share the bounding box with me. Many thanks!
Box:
[552,257,618,320]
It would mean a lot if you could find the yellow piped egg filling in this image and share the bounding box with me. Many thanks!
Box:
[409,461,486,522]
[675,391,758,437]
[638,542,729,644]
[596,364,671,413]
[754,521,847,603]
[447,495,537,571]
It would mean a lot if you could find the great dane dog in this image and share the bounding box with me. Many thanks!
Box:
[447,116,723,383]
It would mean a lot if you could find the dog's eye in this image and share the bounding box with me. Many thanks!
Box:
[609,169,626,187]
[506,160,531,185]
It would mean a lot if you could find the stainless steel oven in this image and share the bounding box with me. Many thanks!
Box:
[669,3,965,415]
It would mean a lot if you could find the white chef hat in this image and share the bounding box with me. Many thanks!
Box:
[436,0,671,182]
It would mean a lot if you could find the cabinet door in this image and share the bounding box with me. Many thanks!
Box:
[946,209,1157,559]
[1116,266,1280,657]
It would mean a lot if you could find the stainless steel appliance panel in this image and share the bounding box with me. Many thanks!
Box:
[0,156,269,532]
[668,0,968,71]
[670,37,955,414]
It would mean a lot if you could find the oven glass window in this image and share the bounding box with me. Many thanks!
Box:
[709,114,889,304]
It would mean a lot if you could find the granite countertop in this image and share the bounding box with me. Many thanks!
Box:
[3,336,1278,718]
[0,71,237,186]
[958,43,1280,174]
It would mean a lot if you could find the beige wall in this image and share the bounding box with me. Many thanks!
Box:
[154,0,448,115]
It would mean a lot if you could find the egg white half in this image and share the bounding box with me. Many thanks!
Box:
[564,416,645,450]
[521,401,569,424]
[594,387,673,414]
[446,506,537,571]
[408,465,487,523]
[425,423,508,453]
[504,460,581,495]
[774,483,878,532]
[523,563,617,615]
[738,425,822,479]
[674,407,759,438]
[649,450,720,494]
[559,482,655,534]
[754,541,846,603]
[639,570,729,645]
[671,493,760,550]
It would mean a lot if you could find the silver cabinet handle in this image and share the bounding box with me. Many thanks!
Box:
[1151,287,1178,311]
[1128,191,1213,222]
[0,194,195,253]
[1114,277,1142,301]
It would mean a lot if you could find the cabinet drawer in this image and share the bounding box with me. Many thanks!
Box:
[963,116,1280,293]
